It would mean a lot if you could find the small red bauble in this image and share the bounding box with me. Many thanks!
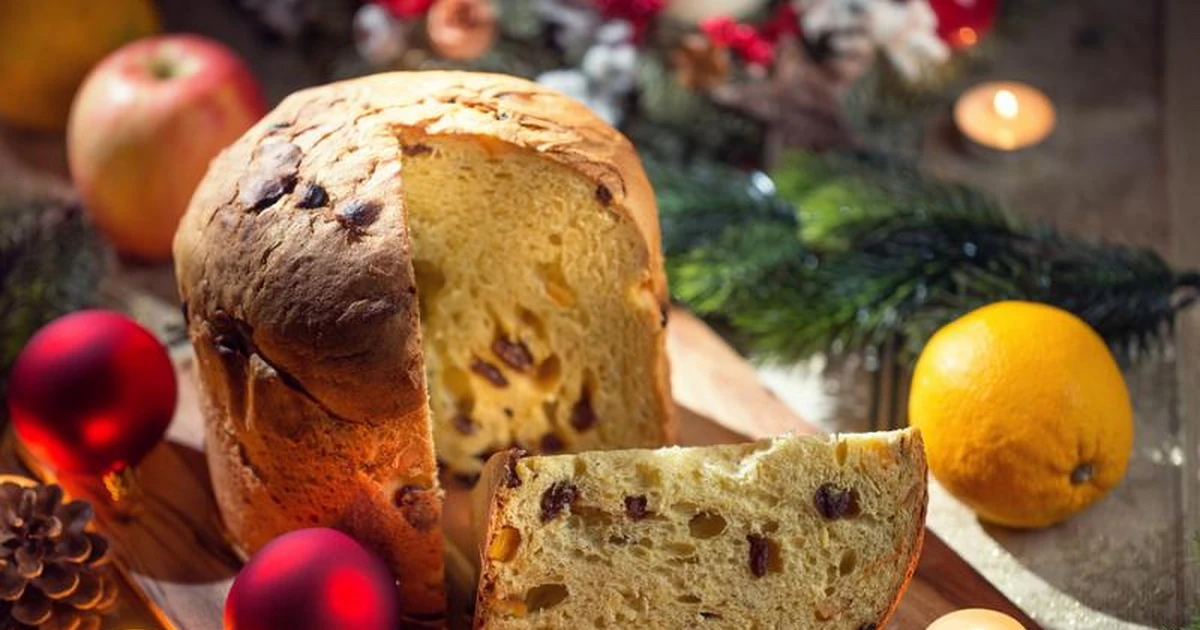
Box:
[929,0,999,49]
[6,310,177,475]
[225,528,400,630]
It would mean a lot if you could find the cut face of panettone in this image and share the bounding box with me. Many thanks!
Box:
[401,134,671,477]
[471,429,927,630]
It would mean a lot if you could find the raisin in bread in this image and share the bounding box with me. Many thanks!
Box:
[472,429,927,629]
[173,71,674,620]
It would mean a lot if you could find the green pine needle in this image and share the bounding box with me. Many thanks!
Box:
[652,150,1199,364]
[0,196,103,399]
[626,55,765,165]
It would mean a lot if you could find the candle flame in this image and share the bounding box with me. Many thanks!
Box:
[993,89,1020,120]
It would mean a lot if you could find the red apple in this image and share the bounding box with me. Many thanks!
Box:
[67,34,266,260]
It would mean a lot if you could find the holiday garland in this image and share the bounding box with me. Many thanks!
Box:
[226,0,1197,365]
[652,151,1199,364]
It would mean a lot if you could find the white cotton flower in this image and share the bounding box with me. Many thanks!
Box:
[868,0,950,80]
[793,0,950,82]
[537,20,639,125]
[353,3,408,68]
[592,20,635,46]
[536,68,628,126]
[797,0,868,35]
[536,69,591,102]
[581,26,639,94]
[581,93,626,126]
[535,0,602,55]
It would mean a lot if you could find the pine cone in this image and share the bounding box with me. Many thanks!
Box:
[0,482,117,630]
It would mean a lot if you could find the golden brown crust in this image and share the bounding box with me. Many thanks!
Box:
[174,71,674,619]
[471,450,524,627]
[873,430,928,630]
[178,70,669,427]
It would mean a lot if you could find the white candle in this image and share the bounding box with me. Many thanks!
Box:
[954,81,1056,152]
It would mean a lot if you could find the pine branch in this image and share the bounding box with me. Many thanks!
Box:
[0,196,104,397]
[646,157,797,256]
[656,150,1198,365]
[627,55,765,166]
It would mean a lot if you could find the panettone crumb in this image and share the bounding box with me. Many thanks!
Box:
[402,136,670,475]
[472,430,927,629]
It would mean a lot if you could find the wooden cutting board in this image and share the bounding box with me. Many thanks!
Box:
[2,309,1040,630]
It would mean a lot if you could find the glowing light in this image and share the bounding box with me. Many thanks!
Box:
[993,89,1020,120]
[83,415,122,448]
[927,608,1026,630]
[955,82,1055,152]
[956,27,979,47]
[326,566,380,625]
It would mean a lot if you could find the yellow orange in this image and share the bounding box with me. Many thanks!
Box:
[909,301,1134,528]
[0,0,159,130]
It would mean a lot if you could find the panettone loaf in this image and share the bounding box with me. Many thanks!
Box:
[472,430,927,629]
[173,71,674,622]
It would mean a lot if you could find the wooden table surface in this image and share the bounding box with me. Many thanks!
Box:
[917,2,1197,625]
[2,307,1040,630]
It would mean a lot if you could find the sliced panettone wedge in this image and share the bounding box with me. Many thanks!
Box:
[472,429,927,629]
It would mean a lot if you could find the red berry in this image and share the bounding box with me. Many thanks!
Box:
[699,15,776,66]
[375,0,434,19]
[761,3,801,41]
[929,0,998,49]
[729,23,758,48]
[700,16,738,46]
[592,0,667,37]
[742,39,774,66]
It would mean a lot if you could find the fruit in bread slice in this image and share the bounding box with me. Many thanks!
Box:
[471,429,927,629]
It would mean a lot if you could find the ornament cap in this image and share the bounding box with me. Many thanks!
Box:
[101,465,144,518]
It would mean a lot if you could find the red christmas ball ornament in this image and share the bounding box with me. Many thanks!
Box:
[224,528,400,630]
[6,310,177,475]
[929,0,999,49]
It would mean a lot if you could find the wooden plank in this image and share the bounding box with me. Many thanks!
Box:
[667,309,818,440]
[3,308,1039,629]
[1166,0,1200,618]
